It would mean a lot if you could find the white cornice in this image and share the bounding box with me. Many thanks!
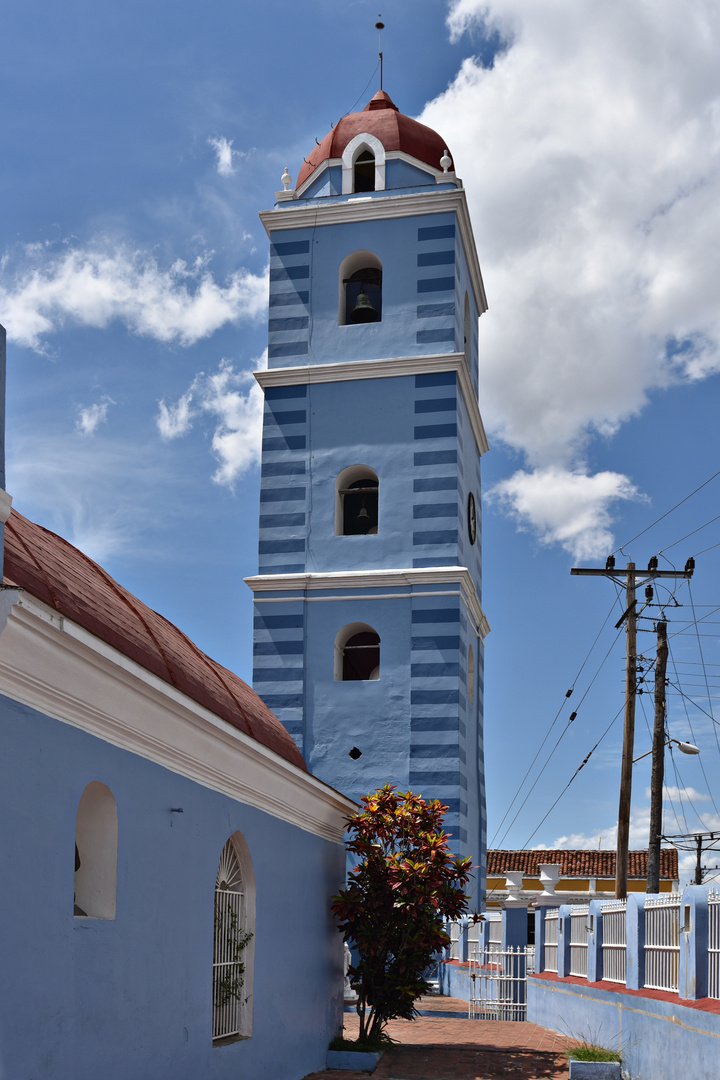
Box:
[245,567,490,641]
[260,188,488,315]
[255,352,489,456]
[0,593,356,842]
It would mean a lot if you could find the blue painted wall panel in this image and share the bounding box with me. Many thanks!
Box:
[0,696,345,1080]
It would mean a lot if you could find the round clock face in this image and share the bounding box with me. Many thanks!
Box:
[467,492,477,545]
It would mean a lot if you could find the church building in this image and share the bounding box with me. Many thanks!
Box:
[0,321,355,1079]
[246,90,490,904]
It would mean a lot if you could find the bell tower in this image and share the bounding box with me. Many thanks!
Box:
[245,91,489,904]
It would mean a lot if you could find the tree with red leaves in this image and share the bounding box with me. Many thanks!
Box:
[331,784,474,1042]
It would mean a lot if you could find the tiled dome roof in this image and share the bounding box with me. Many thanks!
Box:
[296,90,451,190]
[3,509,307,772]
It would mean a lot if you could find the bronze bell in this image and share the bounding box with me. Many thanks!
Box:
[349,287,379,324]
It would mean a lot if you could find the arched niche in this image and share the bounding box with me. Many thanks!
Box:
[213,832,256,1043]
[335,464,379,536]
[341,132,386,194]
[335,622,380,682]
[338,250,383,326]
[74,781,118,919]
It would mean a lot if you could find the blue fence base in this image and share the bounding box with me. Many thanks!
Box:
[529,973,720,1080]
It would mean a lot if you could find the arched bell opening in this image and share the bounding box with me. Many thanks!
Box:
[334,622,380,682]
[338,250,383,325]
[353,149,376,192]
[335,464,379,536]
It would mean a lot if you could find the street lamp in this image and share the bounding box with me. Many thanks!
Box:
[632,738,700,764]
[640,729,701,894]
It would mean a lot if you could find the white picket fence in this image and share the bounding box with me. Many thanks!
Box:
[708,890,720,999]
[601,899,627,984]
[569,904,590,977]
[644,895,680,992]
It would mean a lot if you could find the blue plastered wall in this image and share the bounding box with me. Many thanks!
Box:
[0,695,345,1080]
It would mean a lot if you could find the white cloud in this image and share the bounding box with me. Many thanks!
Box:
[157,389,195,440]
[420,0,720,550]
[0,240,268,352]
[156,353,265,485]
[7,433,167,564]
[207,136,242,177]
[76,395,115,437]
[488,466,641,559]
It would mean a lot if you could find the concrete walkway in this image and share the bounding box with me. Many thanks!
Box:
[303,996,571,1080]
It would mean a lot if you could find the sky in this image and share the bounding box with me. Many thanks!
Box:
[3,0,720,886]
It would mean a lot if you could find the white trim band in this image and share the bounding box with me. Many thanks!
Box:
[255,352,488,456]
[244,566,490,641]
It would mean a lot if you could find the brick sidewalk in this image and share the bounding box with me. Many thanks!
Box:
[302,996,571,1080]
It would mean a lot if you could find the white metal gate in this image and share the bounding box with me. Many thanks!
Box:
[469,946,534,1021]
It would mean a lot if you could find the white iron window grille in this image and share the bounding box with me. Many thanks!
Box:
[569,904,590,977]
[601,900,627,984]
[709,890,720,999]
[213,840,249,1042]
[543,909,559,973]
[644,895,681,993]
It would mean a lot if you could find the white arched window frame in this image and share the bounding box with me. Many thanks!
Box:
[213,832,256,1043]
[342,132,386,194]
[338,250,383,326]
[334,621,381,681]
[335,463,379,536]
[74,781,118,919]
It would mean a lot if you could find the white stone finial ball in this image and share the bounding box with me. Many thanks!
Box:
[281,167,292,190]
[440,149,452,173]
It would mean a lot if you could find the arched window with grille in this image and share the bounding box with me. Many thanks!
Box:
[213,833,256,1043]
[74,781,117,919]
[335,622,380,681]
[335,464,379,536]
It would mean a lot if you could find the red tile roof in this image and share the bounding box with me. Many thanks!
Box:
[296,90,451,190]
[3,509,307,772]
[487,849,678,879]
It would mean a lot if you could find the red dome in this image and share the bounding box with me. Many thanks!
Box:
[3,509,307,772]
[296,90,451,190]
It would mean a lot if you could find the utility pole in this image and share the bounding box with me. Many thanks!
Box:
[616,562,637,900]
[571,557,695,899]
[646,620,668,894]
[662,830,720,886]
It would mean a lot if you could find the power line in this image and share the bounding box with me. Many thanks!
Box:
[613,467,720,555]
[489,595,623,848]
